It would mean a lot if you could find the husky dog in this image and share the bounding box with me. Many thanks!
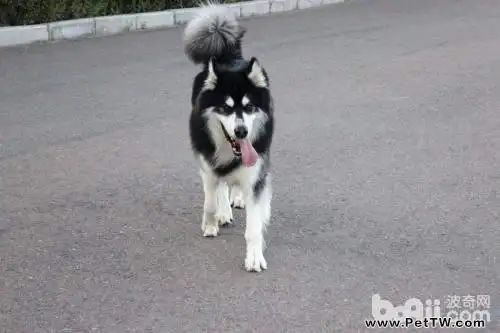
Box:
[183,3,274,272]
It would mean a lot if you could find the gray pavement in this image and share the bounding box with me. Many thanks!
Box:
[1,0,500,331]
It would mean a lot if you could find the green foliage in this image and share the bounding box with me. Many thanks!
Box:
[0,0,237,26]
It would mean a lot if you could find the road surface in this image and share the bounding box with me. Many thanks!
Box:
[1,0,499,331]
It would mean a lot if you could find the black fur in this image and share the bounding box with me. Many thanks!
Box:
[185,4,274,189]
[188,61,274,177]
[183,3,275,272]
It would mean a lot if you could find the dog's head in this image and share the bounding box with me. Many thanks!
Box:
[195,57,272,166]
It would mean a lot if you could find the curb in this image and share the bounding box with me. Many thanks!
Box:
[0,0,344,48]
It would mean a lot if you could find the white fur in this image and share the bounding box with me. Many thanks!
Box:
[197,76,271,272]
[200,168,219,237]
[186,2,272,273]
[242,95,250,106]
[242,112,256,138]
[203,60,217,90]
[248,110,268,142]
[215,112,238,138]
[198,150,271,272]
[215,182,233,225]
[211,108,267,145]
[225,96,234,107]
[205,110,236,166]
[244,178,271,272]
[230,185,245,208]
[248,60,267,88]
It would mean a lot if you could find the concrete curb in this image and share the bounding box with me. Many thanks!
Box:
[0,0,344,48]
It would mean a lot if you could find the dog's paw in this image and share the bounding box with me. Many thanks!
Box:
[215,206,233,227]
[245,246,267,272]
[201,214,219,237]
[216,216,233,227]
[203,224,219,237]
[230,190,245,209]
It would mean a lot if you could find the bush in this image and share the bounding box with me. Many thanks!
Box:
[0,0,222,26]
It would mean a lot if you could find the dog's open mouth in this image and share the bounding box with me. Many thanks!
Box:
[221,124,242,157]
[220,123,258,167]
[230,139,242,156]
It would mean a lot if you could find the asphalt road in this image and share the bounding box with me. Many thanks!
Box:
[1,0,499,332]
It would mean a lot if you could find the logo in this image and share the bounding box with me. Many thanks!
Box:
[371,294,441,321]
[368,293,491,328]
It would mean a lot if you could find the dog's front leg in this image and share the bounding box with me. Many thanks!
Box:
[243,177,271,272]
[200,169,219,237]
[215,182,233,227]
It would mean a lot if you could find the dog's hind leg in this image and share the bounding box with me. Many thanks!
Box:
[215,182,233,227]
[243,175,272,272]
[200,169,219,237]
[230,185,245,209]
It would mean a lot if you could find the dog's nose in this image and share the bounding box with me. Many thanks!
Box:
[234,126,248,139]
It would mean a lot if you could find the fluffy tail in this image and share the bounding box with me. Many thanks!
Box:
[183,1,246,65]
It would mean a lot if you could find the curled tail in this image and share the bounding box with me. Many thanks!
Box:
[183,2,246,65]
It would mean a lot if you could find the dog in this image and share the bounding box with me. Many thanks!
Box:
[183,2,275,272]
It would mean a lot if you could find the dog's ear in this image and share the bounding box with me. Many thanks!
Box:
[203,57,218,91]
[247,57,268,88]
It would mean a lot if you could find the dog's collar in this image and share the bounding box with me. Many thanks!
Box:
[220,122,242,157]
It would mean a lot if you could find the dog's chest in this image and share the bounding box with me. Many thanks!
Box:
[214,143,235,165]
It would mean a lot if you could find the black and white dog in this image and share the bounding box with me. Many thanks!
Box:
[183,3,275,272]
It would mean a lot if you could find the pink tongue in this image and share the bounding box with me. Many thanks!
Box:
[237,139,258,167]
